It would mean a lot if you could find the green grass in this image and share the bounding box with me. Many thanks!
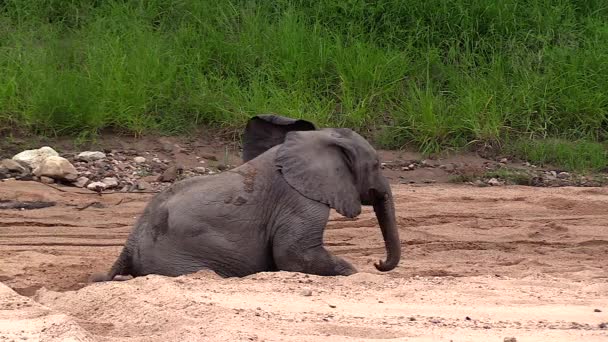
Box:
[1,0,608,171]
[510,139,608,172]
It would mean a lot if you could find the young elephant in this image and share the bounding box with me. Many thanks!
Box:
[90,115,400,281]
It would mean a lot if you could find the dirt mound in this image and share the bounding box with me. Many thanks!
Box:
[1,180,607,341]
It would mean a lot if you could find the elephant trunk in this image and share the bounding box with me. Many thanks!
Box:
[371,181,401,272]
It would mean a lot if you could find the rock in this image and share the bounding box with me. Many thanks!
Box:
[101,177,119,188]
[401,166,409,171]
[550,170,557,178]
[194,166,207,174]
[594,308,602,313]
[13,146,59,170]
[487,178,502,186]
[87,181,107,191]
[503,338,517,342]
[1,159,28,173]
[439,164,456,172]
[159,166,181,182]
[33,156,78,181]
[76,151,106,162]
[74,177,90,188]
[0,165,9,178]
[558,172,570,179]
[217,163,229,171]
[141,175,160,183]
[39,176,55,184]
[300,289,312,297]
[137,181,151,190]
[408,164,415,169]
[133,156,147,164]
[500,158,509,163]
[199,152,218,161]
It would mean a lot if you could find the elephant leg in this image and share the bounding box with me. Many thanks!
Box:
[272,235,357,276]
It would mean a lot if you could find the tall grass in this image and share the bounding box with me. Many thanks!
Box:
[0,0,607,159]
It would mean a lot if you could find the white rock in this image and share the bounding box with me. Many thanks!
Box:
[39,176,55,184]
[194,166,207,174]
[101,177,119,188]
[33,156,78,181]
[133,156,146,164]
[487,178,502,186]
[74,177,90,188]
[12,146,58,169]
[1,159,28,173]
[76,151,106,162]
[87,181,107,191]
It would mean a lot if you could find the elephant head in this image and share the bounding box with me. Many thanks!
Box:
[242,115,401,272]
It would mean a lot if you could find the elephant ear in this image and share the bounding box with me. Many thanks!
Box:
[276,129,361,218]
[242,114,316,162]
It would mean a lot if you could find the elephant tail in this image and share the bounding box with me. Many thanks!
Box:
[89,246,132,283]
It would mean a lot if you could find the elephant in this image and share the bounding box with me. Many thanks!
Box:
[90,115,400,282]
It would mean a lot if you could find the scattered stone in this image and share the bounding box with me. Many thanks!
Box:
[101,177,119,188]
[408,164,415,169]
[487,178,502,186]
[39,176,55,184]
[409,317,416,321]
[76,151,106,162]
[133,156,147,164]
[422,179,436,184]
[299,289,312,297]
[599,322,607,329]
[504,337,517,342]
[524,162,531,167]
[500,158,509,163]
[194,166,207,174]
[12,146,59,169]
[401,166,409,171]
[140,175,160,183]
[158,165,181,182]
[465,316,471,320]
[199,152,218,161]
[439,164,456,172]
[594,308,602,313]
[474,180,487,187]
[33,156,78,181]
[87,181,108,191]
[74,177,90,188]
[328,304,336,308]
[0,165,9,178]
[1,159,28,173]
[550,171,558,178]
[136,181,150,190]
[558,172,570,179]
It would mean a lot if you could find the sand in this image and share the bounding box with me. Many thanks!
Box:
[1,179,607,341]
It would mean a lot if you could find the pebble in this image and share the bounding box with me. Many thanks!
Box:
[87,181,108,191]
[101,177,119,188]
[300,289,312,297]
[74,177,90,188]
[76,151,106,162]
[504,338,517,342]
[487,178,502,186]
[558,172,570,179]
[137,181,151,190]
[159,166,181,182]
[594,308,602,312]
[39,176,54,184]
[133,156,147,164]
[194,166,207,174]
[500,158,509,163]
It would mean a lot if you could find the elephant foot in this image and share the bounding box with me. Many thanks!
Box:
[274,245,357,276]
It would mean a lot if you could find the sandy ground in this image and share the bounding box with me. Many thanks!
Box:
[1,179,607,341]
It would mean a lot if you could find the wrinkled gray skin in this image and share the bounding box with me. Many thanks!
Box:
[90,115,400,281]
